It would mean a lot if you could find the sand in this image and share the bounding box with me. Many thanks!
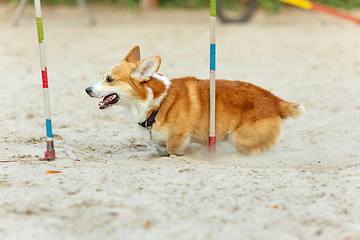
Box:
[0,3,360,240]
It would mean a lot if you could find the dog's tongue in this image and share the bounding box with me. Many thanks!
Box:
[98,94,118,110]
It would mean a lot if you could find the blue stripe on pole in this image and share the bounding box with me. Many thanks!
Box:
[46,119,54,138]
[210,44,216,71]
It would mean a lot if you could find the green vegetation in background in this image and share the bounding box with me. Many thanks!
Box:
[2,0,360,11]
[256,0,282,12]
[159,0,208,8]
[314,0,360,9]
[99,0,140,9]
[159,0,360,11]
[2,0,141,9]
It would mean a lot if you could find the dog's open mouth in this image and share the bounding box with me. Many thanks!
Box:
[98,94,119,110]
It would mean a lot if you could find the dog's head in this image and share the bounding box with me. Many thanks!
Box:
[85,46,161,110]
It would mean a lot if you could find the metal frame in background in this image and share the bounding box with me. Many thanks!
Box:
[12,0,95,26]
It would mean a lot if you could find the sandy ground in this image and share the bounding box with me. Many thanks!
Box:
[0,3,360,240]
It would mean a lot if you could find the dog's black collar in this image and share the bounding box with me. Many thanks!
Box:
[138,109,159,130]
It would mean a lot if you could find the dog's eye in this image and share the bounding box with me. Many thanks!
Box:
[106,76,114,83]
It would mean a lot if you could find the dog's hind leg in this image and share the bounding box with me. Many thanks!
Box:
[166,133,191,155]
[230,117,283,154]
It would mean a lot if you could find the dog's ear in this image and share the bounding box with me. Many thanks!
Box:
[131,56,161,82]
[123,46,140,63]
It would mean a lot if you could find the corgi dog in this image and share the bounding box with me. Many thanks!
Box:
[85,46,305,156]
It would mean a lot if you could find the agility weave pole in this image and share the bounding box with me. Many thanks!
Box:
[35,0,55,160]
[279,0,360,24]
[209,0,216,155]
[0,0,55,163]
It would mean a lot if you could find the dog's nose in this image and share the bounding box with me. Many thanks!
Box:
[85,87,92,95]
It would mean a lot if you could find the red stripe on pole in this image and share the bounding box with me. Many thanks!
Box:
[42,67,48,88]
[311,2,360,24]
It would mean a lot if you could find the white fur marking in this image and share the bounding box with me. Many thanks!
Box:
[152,73,171,89]
[89,82,105,98]
[145,73,171,112]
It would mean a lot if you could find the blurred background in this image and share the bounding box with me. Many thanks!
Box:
[2,0,360,12]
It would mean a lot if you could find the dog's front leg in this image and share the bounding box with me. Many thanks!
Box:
[166,133,191,156]
[156,145,170,156]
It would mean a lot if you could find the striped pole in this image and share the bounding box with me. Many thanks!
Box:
[34,0,55,160]
[209,0,216,156]
[279,0,360,24]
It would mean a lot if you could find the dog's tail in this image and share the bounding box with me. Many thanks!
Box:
[279,101,305,119]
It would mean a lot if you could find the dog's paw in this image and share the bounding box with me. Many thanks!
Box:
[156,146,170,157]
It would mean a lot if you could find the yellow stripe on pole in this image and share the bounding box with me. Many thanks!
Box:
[210,0,216,17]
[36,17,44,43]
[279,0,312,9]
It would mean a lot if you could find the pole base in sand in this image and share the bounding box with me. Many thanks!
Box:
[42,140,55,160]
[209,136,216,155]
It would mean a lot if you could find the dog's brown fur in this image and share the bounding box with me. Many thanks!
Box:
[86,46,305,155]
